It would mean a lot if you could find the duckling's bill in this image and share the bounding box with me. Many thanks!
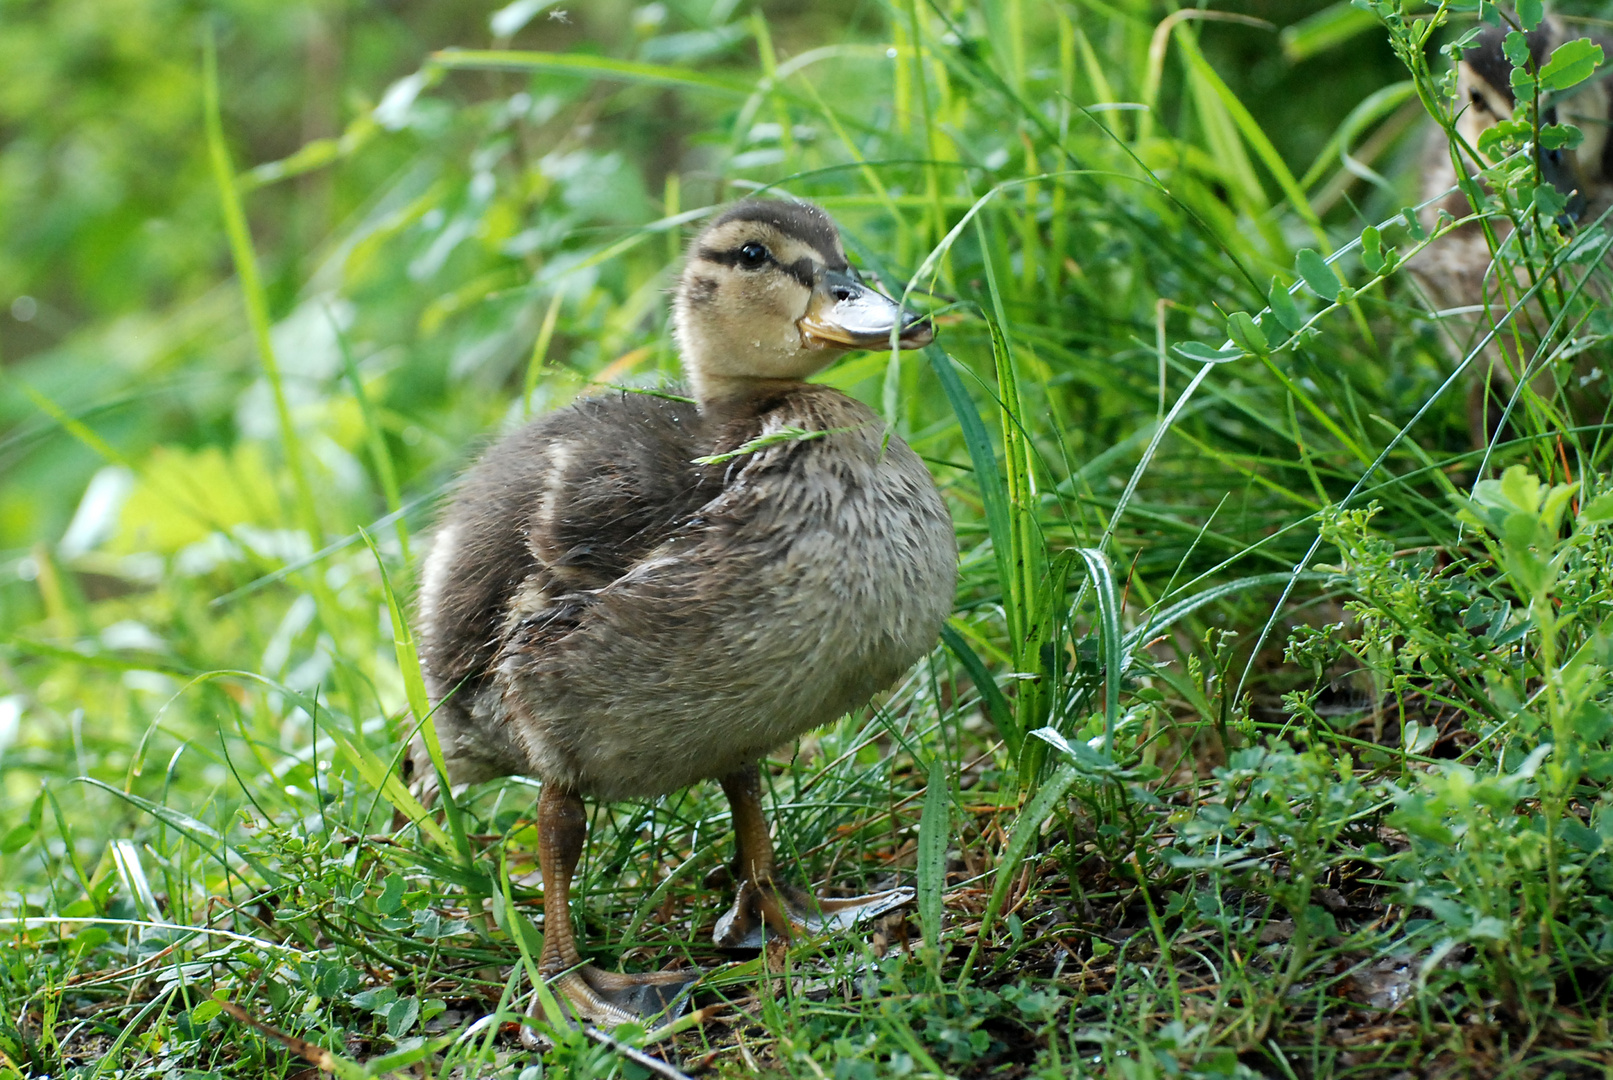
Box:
[1538,143,1588,223]
[798,269,934,351]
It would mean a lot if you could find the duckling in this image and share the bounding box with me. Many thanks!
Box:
[1412,16,1613,443]
[409,199,955,1032]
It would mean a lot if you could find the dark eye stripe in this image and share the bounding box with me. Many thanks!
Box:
[697,245,816,289]
[778,256,815,289]
[696,245,750,267]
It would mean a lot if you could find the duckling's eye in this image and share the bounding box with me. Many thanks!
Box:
[738,242,770,268]
[1469,88,1487,112]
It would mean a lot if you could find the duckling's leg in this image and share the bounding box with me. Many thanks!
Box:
[713,764,913,949]
[525,783,698,1042]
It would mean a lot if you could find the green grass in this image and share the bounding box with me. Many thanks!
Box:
[7,0,1613,1076]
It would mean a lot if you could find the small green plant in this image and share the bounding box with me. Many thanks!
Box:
[1311,466,1613,1022]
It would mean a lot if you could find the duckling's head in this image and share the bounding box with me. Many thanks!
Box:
[1454,23,1549,148]
[673,199,932,403]
[1453,21,1588,209]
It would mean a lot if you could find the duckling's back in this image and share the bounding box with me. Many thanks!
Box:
[413,384,956,801]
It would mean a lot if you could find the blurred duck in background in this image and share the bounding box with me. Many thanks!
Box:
[1412,15,1613,445]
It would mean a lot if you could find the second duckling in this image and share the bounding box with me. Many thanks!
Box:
[1413,17,1613,444]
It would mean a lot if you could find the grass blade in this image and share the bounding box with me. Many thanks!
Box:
[1280,2,1379,62]
[927,344,1011,600]
[332,311,411,565]
[959,761,1079,985]
[1127,572,1329,661]
[74,777,282,891]
[108,839,161,923]
[201,28,322,548]
[1174,25,1326,244]
[359,530,473,870]
[1076,548,1123,756]
[975,217,1046,653]
[429,49,751,97]
[916,757,950,972]
[939,625,1019,759]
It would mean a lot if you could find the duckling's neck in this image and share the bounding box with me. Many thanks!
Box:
[690,373,808,415]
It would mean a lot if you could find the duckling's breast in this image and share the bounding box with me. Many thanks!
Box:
[496,385,957,801]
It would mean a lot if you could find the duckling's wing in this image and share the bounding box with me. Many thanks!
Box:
[418,391,714,695]
[492,387,958,800]
[528,393,719,589]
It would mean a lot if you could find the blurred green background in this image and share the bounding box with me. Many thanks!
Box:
[0,0,1408,594]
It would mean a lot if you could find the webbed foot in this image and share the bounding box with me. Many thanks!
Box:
[713,878,914,949]
[521,963,700,1047]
